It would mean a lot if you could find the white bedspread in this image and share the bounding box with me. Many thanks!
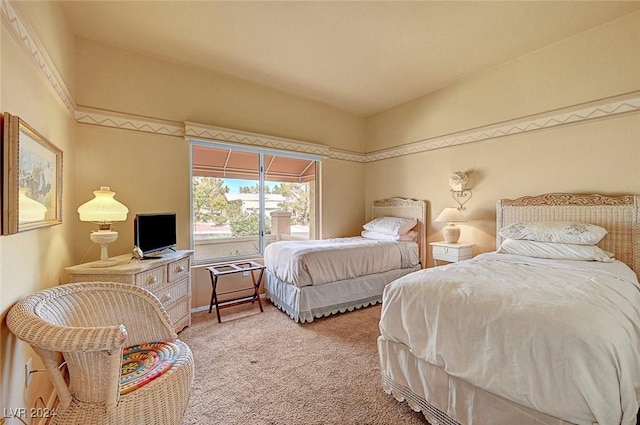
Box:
[379,253,640,425]
[264,237,418,287]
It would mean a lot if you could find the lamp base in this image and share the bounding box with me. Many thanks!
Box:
[89,259,119,268]
[442,224,461,244]
[89,230,119,267]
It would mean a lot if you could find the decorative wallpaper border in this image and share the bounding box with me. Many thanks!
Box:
[76,90,640,163]
[365,92,640,162]
[76,108,184,137]
[3,0,639,164]
[185,122,333,158]
[1,0,75,115]
[328,149,368,163]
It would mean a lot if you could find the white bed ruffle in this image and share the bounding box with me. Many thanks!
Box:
[378,337,570,425]
[266,266,420,323]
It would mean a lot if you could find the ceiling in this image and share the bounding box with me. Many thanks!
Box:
[60,1,640,117]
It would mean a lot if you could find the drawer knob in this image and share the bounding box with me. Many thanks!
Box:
[443,247,449,254]
[176,265,185,272]
[147,276,158,285]
[161,293,172,303]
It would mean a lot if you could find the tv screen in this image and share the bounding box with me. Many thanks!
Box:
[134,213,177,256]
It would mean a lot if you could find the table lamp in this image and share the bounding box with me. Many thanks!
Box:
[435,207,467,244]
[77,186,129,267]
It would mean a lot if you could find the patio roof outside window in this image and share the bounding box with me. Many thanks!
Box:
[192,146,315,183]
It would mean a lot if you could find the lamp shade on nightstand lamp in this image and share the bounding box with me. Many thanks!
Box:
[435,207,467,244]
[78,186,129,267]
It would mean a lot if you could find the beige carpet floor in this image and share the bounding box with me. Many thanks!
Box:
[179,302,428,425]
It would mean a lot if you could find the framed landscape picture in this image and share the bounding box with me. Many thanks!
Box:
[2,113,63,234]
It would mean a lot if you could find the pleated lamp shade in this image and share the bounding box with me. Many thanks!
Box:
[78,187,128,225]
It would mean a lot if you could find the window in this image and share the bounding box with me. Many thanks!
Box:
[191,141,319,263]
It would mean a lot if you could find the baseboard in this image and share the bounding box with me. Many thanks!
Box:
[190,293,268,314]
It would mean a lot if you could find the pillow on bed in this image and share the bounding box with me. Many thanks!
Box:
[361,230,417,242]
[498,221,607,245]
[497,239,614,262]
[362,216,417,236]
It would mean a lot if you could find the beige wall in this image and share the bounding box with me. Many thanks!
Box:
[366,114,640,260]
[320,159,366,238]
[366,12,640,151]
[76,38,366,152]
[1,2,77,419]
[73,125,192,264]
[365,12,640,265]
[14,0,77,99]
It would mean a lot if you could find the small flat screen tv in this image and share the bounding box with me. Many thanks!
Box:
[134,213,177,257]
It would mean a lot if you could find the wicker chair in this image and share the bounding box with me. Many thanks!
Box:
[6,282,194,425]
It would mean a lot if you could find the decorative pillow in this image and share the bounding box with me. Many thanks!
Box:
[498,221,607,245]
[120,341,180,395]
[361,230,418,242]
[362,216,417,236]
[497,239,614,262]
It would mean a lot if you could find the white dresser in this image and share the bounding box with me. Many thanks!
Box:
[65,250,193,332]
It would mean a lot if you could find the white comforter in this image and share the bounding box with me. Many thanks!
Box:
[264,237,418,287]
[379,253,640,425]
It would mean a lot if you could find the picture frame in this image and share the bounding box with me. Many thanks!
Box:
[2,113,63,234]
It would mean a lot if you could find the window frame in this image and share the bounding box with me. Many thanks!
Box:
[189,139,321,265]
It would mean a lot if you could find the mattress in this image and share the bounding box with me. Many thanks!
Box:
[379,253,640,425]
[264,236,419,287]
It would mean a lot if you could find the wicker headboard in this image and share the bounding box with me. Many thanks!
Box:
[372,197,427,268]
[496,193,640,276]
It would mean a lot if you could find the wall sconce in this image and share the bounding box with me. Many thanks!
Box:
[448,171,472,211]
[77,186,129,267]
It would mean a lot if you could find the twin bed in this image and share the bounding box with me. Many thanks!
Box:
[264,197,427,323]
[379,193,640,425]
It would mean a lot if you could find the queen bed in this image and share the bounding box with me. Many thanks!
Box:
[378,193,640,425]
[264,197,427,323]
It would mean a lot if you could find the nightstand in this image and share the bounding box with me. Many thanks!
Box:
[430,242,474,266]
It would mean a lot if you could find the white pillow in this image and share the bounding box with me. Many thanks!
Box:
[361,230,417,242]
[498,221,607,245]
[362,216,417,236]
[497,239,614,262]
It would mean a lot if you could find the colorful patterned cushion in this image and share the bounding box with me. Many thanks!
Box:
[120,341,180,395]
